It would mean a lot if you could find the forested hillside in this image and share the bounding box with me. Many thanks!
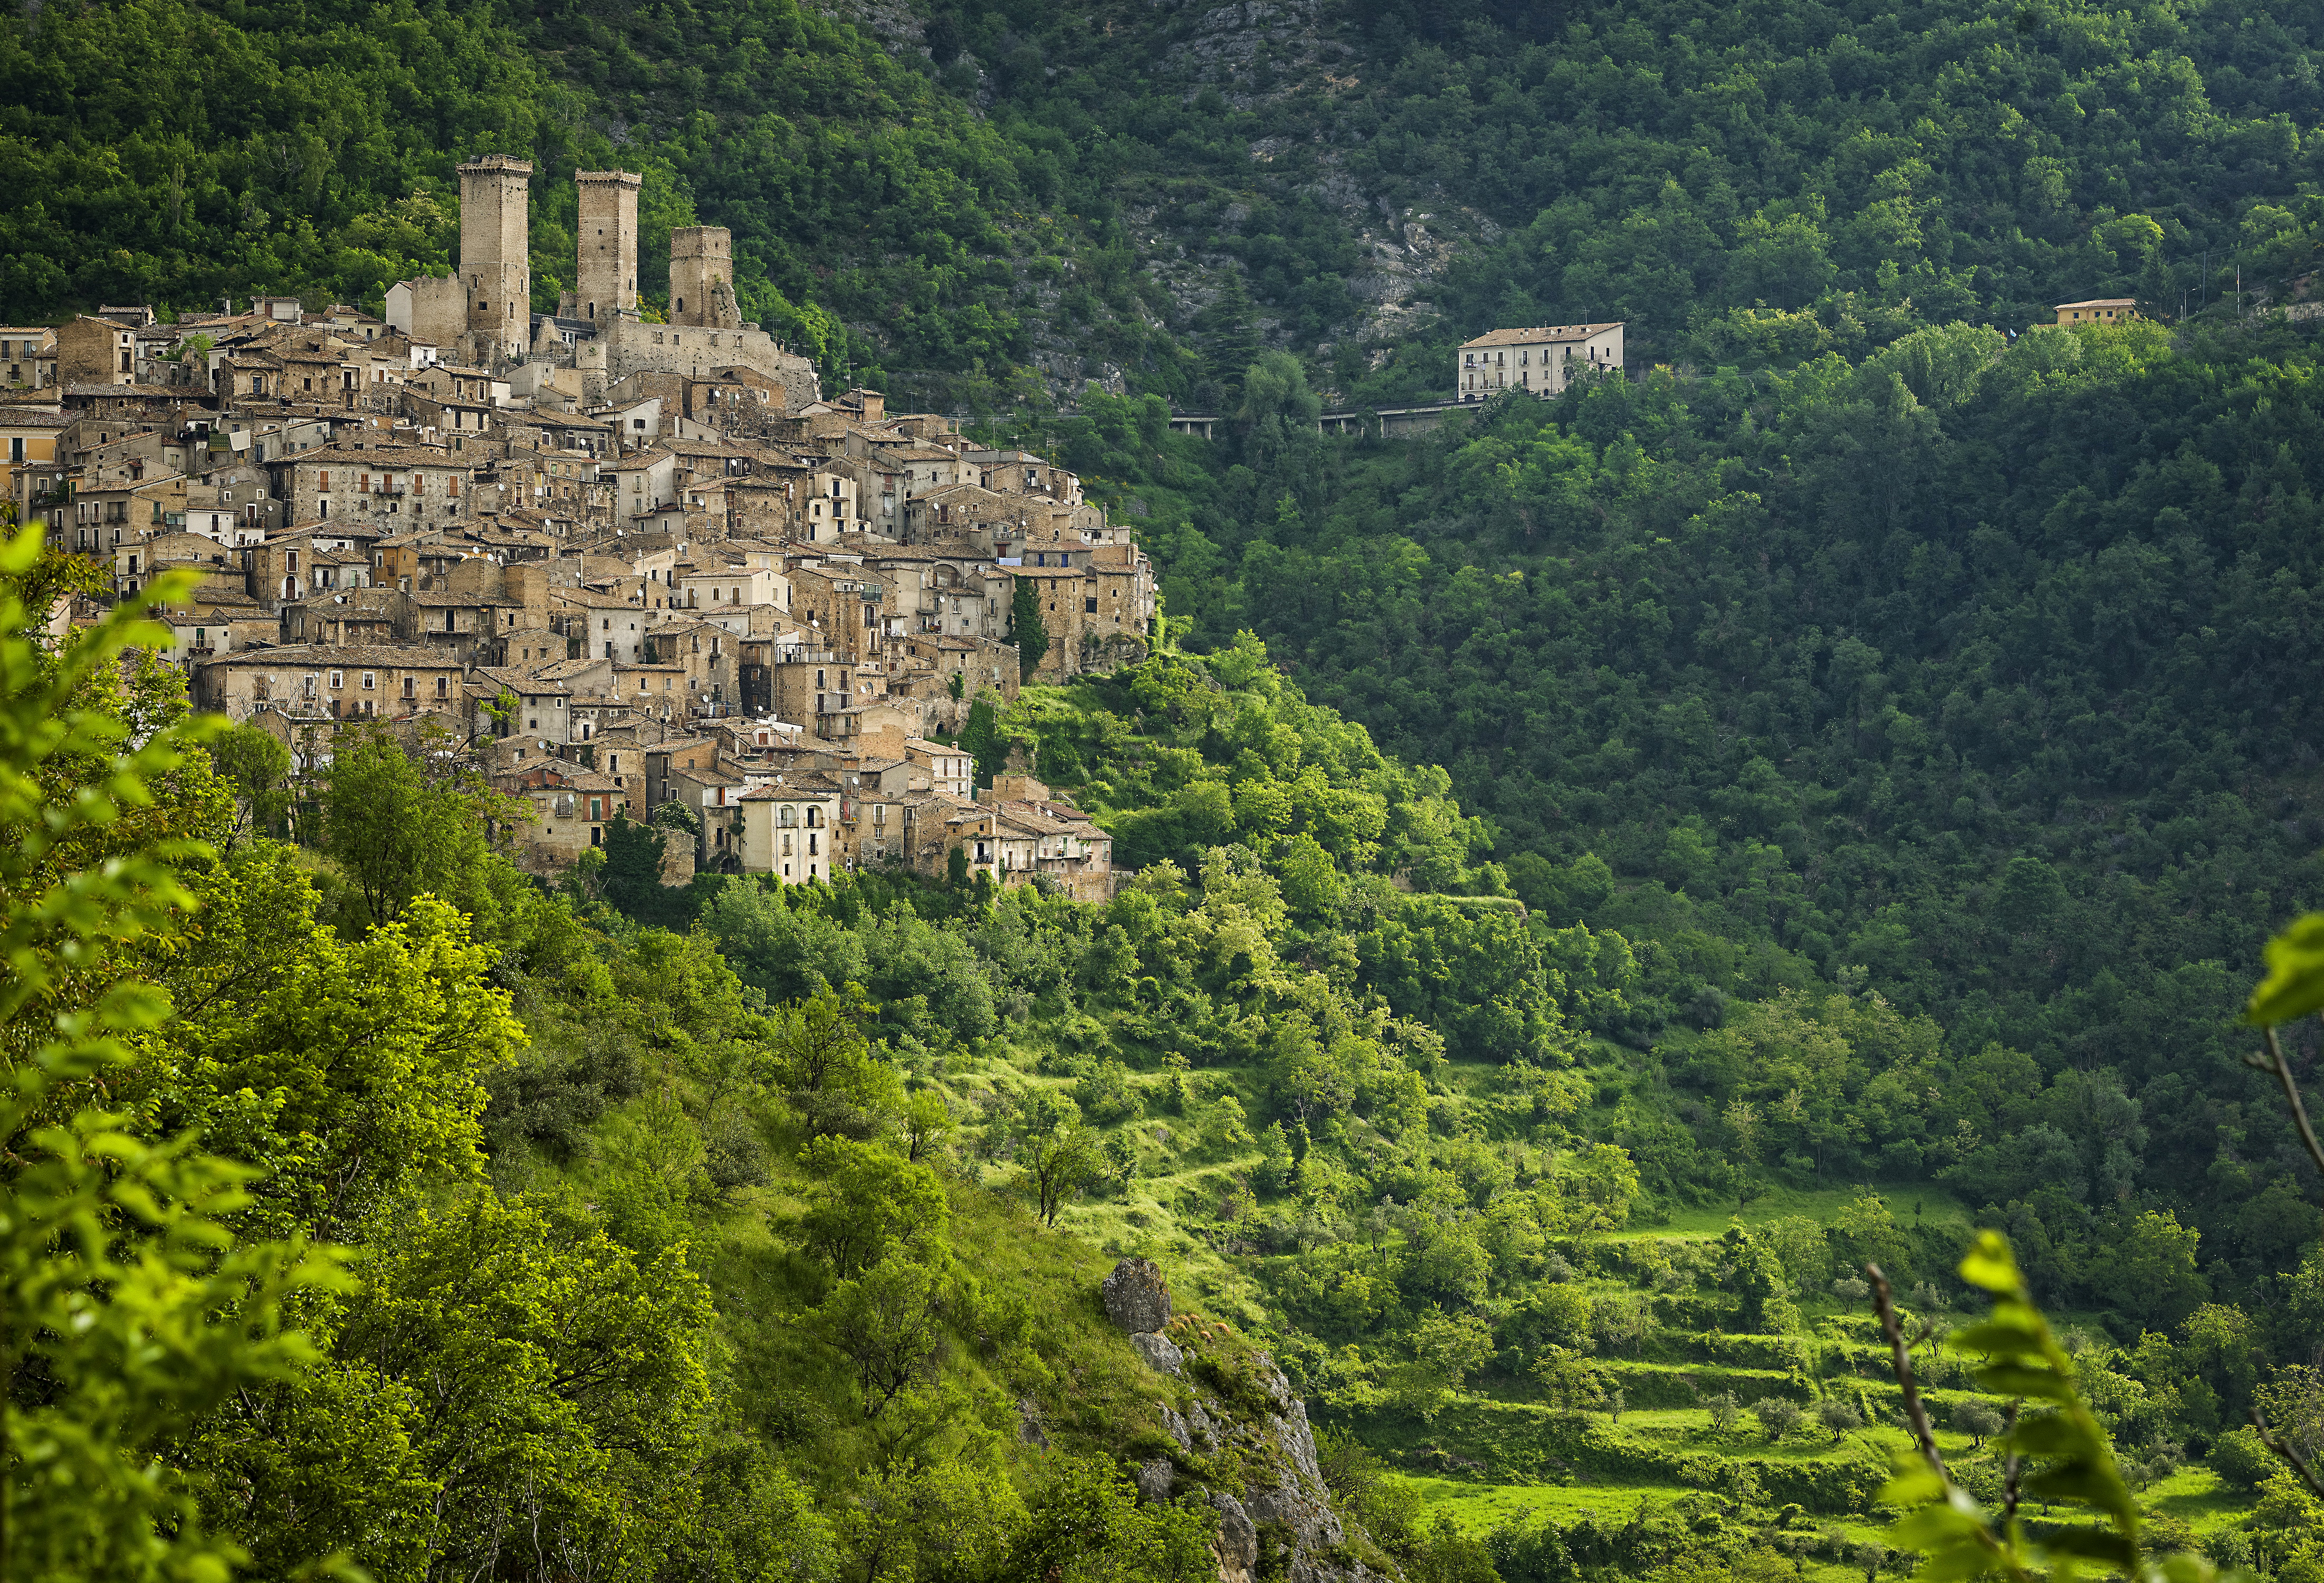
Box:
[17,0,2324,404]
[25,520,2324,1580]
[1049,312,2324,1295]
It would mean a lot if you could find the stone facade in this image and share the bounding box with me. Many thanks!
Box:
[458,155,534,356]
[574,170,642,325]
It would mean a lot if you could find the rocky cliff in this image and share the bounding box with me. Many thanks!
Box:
[1101,1257,1395,1583]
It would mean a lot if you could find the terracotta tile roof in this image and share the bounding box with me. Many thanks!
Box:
[1458,322,1623,348]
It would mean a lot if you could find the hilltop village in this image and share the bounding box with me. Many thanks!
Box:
[1,158,1156,901]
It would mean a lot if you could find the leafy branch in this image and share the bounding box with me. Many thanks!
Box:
[1873,1232,2179,1583]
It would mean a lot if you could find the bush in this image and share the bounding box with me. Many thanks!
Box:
[1753,1396,1805,1441]
[1816,1398,1864,1440]
[2210,1427,2273,1490]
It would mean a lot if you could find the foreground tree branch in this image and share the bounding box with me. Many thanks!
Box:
[1867,1263,1947,1483]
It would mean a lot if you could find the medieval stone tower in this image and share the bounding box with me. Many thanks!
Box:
[458,154,533,354]
[574,169,641,323]
[670,225,742,329]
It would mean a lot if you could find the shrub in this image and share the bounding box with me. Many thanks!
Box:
[1816,1398,1864,1440]
[2210,1427,2273,1490]
[1754,1396,1805,1441]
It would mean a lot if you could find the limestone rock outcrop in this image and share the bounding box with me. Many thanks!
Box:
[1099,1258,1391,1582]
[1101,1255,1174,1334]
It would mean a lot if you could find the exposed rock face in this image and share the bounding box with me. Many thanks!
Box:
[1136,1458,1177,1504]
[1130,1330,1186,1376]
[1106,1258,1385,1580]
[1210,1492,1260,1583]
[1101,1256,1174,1334]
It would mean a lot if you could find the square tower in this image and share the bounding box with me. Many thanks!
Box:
[458,154,533,354]
[671,226,741,328]
[575,169,642,323]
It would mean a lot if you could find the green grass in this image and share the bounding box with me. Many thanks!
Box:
[1391,1470,1680,1534]
[1614,1184,1978,1240]
[2145,1466,2246,1532]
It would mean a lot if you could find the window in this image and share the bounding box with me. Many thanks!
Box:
[361,672,375,690]
[329,671,343,689]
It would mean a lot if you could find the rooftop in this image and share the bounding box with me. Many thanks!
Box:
[1459,322,1624,348]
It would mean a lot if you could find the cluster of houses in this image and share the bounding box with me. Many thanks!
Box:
[3,160,1154,902]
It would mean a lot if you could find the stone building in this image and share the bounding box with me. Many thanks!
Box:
[1455,322,1624,401]
[736,773,844,882]
[670,226,741,329]
[460,155,534,356]
[193,643,466,722]
[574,169,642,325]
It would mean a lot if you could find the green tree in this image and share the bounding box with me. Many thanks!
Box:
[208,720,292,847]
[1012,576,1050,683]
[0,536,348,1580]
[1001,1454,1217,1582]
[334,1188,714,1579]
[794,1135,949,1277]
[322,723,493,929]
[1753,1396,1805,1441]
[1008,1092,1103,1227]
[817,1255,951,1420]
[961,695,1008,786]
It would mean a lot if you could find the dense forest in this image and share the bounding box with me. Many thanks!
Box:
[17,0,2324,404]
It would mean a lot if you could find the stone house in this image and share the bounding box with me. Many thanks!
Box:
[56,314,139,385]
[904,737,975,801]
[642,618,740,704]
[69,474,186,561]
[1,326,56,388]
[493,761,629,868]
[1456,322,1624,400]
[279,587,404,647]
[244,525,381,607]
[193,643,466,722]
[282,447,472,529]
[902,482,1015,548]
[609,448,680,523]
[554,587,670,663]
[735,774,844,882]
[980,775,1118,902]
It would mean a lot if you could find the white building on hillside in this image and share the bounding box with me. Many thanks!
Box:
[1455,322,1624,402]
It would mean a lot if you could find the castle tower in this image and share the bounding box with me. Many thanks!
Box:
[671,225,741,329]
[457,154,533,354]
[575,169,642,323]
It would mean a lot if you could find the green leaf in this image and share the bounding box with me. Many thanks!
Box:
[2038,1529,2138,1567]
[2244,912,2324,1024]
[1959,1233,2026,1296]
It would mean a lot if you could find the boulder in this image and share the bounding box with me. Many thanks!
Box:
[1134,1458,1175,1503]
[1128,1330,1185,1376]
[1101,1256,1173,1334]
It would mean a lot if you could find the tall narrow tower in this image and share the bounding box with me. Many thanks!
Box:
[575,169,642,323]
[670,226,741,328]
[457,154,533,354]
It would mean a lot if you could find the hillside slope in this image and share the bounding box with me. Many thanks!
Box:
[15,0,2324,406]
